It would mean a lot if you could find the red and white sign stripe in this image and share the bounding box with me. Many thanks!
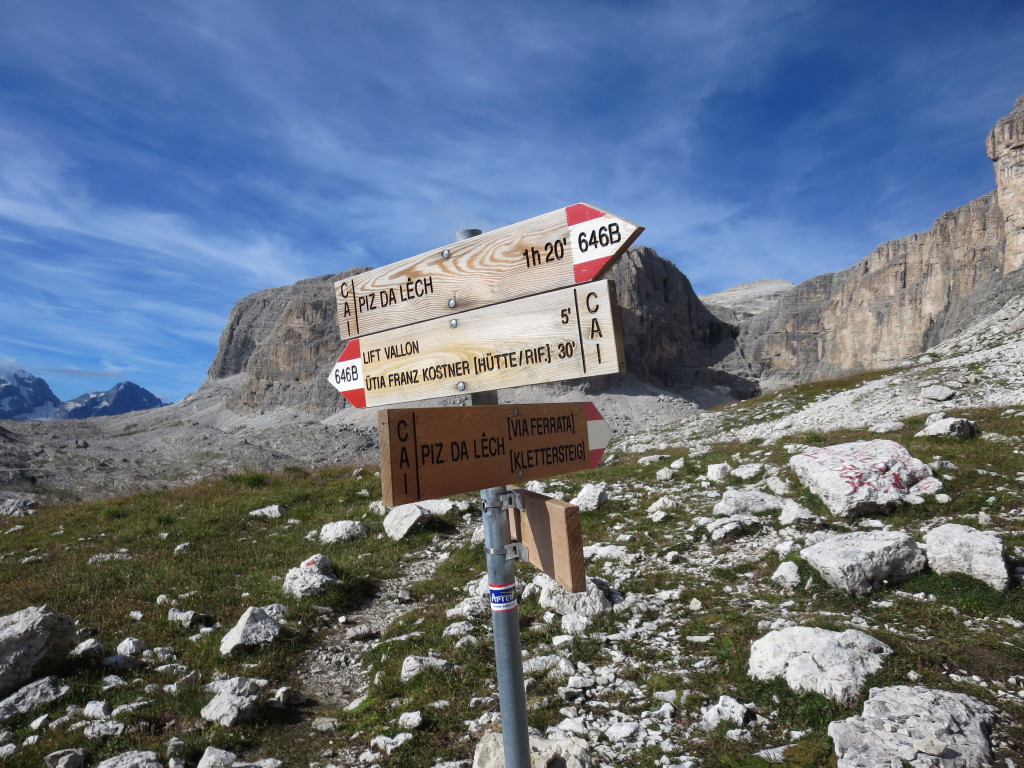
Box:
[329,339,366,408]
[585,401,612,468]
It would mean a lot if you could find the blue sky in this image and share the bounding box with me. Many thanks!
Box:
[1,0,1022,404]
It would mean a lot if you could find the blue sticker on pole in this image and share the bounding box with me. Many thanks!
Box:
[489,582,518,613]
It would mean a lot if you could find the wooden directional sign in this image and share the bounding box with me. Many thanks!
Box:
[377,402,612,506]
[508,488,586,593]
[334,203,643,340]
[329,280,624,409]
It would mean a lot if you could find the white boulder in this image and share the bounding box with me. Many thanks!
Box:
[706,514,762,541]
[801,531,926,597]
[400,655,454,683]
[914,416,978,438]
[0,606,75,698]
[319,520,370,543]
[712,489,784,517]
[706,463,732,481]
[570,483,608,512]
[770,561,800,590]
[249,504,284,519]
[778,499,819,526]
[828,686,994,768]
[700,695,753,731]
[201,692,260,726]
[0,676,70,724]
[924,523,1008,591]
[95,752,163,768]
[537,574,611,618]
[473,730,589,768]
[220,607,282,655]
[789,440,941,517]
[383,503,434,540]
[283,554,341,598]
[196,747,237,768]
[748,626,891,704]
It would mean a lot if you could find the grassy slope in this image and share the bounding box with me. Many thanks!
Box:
[1,374,1023,767]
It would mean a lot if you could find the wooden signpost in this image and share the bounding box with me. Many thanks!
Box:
[328,280,624,408]
[333,203,643,340]
[378,402,612,506]
[326,205,643,768]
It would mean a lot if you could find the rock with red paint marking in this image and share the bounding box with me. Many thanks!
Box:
[282,554,341,598]
[789,440,941,517]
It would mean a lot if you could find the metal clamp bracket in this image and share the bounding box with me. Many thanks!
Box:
[484,541,529,561]
[501,490,526,511]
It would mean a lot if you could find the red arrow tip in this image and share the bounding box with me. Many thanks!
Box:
[565,203,605,226]
[342,388,367,409]
[339,338,361,362]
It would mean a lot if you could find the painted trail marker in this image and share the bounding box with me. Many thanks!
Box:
[329,280,624,409]
[333,203,642,340]
[378,402,611,506]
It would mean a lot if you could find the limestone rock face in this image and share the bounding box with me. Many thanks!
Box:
[729,95,1024,391]
[205,267,368,416]
[988,93,1024,274]
[700,279,796,324]
[599,247,757,398]
[736,192,1022,391]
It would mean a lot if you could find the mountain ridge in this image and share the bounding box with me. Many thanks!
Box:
[0,370,165,421]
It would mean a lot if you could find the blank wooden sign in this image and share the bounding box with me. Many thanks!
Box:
[508,487,586,593]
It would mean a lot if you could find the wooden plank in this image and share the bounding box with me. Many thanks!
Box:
[333,203,643,340]
[329,280,624,408]
[508,488,586,593]
[378,402,611,506]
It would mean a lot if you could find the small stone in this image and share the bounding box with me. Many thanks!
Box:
[398,710,423,729]
[310,717,338,733]
[249,504,284,519]
[707,463,732,481]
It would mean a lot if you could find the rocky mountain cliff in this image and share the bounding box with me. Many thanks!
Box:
[724,95,1024,391]
[206,268,370,416]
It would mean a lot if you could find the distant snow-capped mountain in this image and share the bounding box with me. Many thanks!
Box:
[0,369,165,421]
[55,381,165,419]
[0,369,62,420]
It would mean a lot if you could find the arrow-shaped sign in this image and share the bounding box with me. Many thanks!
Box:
[334,203,642,340]
[328,280,624,409]
[378,402,612,505]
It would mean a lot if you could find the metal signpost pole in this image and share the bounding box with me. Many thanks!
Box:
[459,227,530,768]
